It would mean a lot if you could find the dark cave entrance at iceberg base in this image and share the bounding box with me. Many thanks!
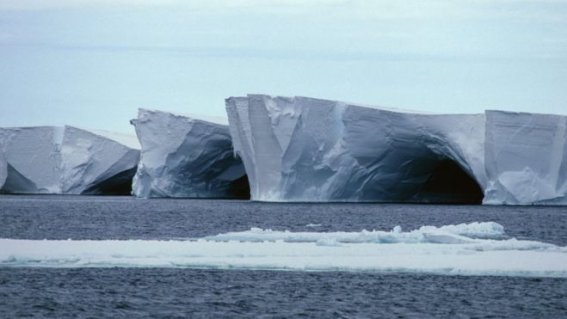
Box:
[228,174,251,199]
[82,167,138,196]
[412,159,484,204]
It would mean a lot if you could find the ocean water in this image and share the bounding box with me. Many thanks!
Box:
[1,195,566,318]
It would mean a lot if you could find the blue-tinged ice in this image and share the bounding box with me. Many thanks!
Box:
[226,95,567,205]
[0,126,139,194]
[130,109,247,198]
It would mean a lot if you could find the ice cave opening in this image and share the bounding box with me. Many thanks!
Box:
[228,175,251,199]
[82,167,138,196]
[413,159,484,204]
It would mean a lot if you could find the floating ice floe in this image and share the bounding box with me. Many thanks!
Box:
[1,222,566,278]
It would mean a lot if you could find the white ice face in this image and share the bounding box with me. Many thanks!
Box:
[130,109,247,198]
[226,95,485,203]
[226,94,567,205]
[0,150,6,190]
[484,111,567,205]
[0,126,139,195]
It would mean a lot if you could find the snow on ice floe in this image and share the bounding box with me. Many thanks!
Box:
[130,109,248,198]
[0,126,139,195]
[204,222,506,244]
[226,95,567,205]
[1,222,566,278]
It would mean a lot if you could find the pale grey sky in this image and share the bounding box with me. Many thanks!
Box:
[1,0,566,133]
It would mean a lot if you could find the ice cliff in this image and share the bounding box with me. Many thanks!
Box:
[484,111,567,205]
[131,109,248,198]
[0,126,139,195]
[226,95,567,205]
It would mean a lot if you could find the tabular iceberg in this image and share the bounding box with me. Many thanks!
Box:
[226,94,566,205]
[0,126,139,195]
[131,109,248,198]
[484,111,567,205]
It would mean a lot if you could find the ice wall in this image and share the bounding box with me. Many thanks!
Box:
[0,129,8,189]
[0,150,6,190]
[484,111,567,205]
[226,95,486,202]
[0,126,139,195]
[227,94,567,205]
[131,109,248,198]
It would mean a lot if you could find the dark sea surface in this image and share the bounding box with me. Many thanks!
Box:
[1,195,566,318]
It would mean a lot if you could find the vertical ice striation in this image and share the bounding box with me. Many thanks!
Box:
[226,95,486,202]
[131,109,248,198]
[0,126,140,195]
[484,111,567,205]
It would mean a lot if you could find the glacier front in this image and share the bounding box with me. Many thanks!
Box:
[226,94,566,205]
[131,109,248,198]
[0,126,140,195]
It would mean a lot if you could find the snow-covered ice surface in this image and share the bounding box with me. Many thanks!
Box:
[226,95,567,205]
[1,221,566,278]
[0,126,139,194]
[131,109,248,198]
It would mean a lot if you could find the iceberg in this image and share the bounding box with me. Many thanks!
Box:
[226,95,486,203]
[131,109,248,198]
[226,94,566,205]
[484,111,567,205]
[0,126,139,195]
[0,149,6,190]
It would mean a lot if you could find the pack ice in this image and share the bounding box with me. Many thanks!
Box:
[226,95,567,205]
[0,126,139,195]
[131,109,248,198]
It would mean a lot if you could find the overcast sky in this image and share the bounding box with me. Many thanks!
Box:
[1,0,566,134]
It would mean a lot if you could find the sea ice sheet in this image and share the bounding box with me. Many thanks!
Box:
[1,222,565,278]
